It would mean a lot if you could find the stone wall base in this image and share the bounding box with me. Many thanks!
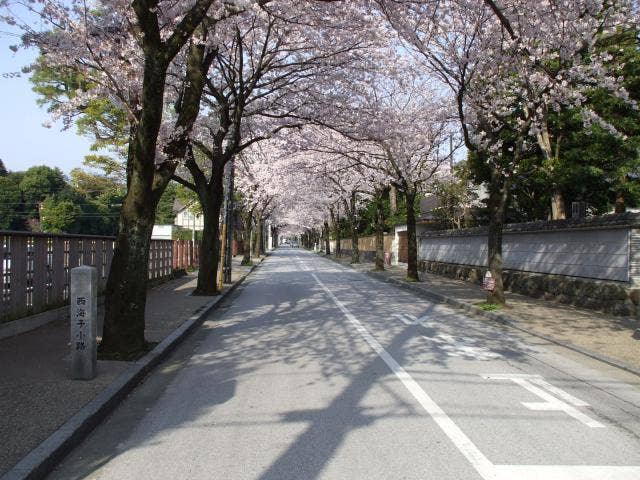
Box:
[418,260,639,317]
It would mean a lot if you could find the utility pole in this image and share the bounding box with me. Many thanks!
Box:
[222,159,235,284]
[192,210,196,241]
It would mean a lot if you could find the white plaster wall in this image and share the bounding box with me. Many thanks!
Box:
[151,225,173,240]
[175,210,204,230]
[419,228,630,282]
[392,225,407,265]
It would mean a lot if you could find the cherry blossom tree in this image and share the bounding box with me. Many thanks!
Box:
[302,70,455,280]
[292,127,388,264]
[0,0,379,355]
[377,0,638,303]
[171,1,383,294]
[236,145,281,263]
[2,0,261,355]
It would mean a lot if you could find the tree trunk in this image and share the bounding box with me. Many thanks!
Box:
[348,193,359,263]
[463,206,474,228]
[241,213,252,265]
[330,207,341,258]
[101,198,156,357]
[324,220,331,255]
[101,37,212,358]
[374,189,385,271]
[194,169,224,295]
[615,191,626,214]
[254,215,263,258]
[258,218,266,256]
[405,187,419,282]
[551,189,566,220]
[100,53,169,358]
[486,168,509,305]
[389,185,398,215]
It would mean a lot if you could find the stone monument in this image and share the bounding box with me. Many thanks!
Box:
[70,265,98,380]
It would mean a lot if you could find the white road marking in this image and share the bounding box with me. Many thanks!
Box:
[392,312,438,328]
[533,378,590,407]
[392,313,414,325]
[312,272,495,480]
[481,374,604,428]
[481,374,589,407]
[493,465,640,480]
[424,333,502,361]
[309,267,640,480]
[414,313,439,326]
[392,314,500,360]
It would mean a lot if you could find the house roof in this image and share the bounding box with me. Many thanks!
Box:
[173,199,198,214]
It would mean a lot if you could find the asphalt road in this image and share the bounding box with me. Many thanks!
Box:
[49,249,640,480]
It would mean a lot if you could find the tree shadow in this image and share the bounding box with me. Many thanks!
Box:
[50,250,558,480]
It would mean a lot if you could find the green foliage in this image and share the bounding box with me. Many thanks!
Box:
[19,166,66,217]
[358,196,388,236]
[70,168,124,199]
[175,184,201,214]
[156,182,177,224]
[76,99,129,154]
[0,162,122,235]
[172,226,203,241]
[30,58,86,113]
[0,159,7,177]
[27,55,130,237]
[40,196,81,233]
[82,155,126,181]
[0,177,23,229]
[331,189,420,239]
[464,28,640,222]
[30,56,129,155]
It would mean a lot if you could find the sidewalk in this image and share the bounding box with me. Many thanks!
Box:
[322,253,640,374]
[0,256,261,477]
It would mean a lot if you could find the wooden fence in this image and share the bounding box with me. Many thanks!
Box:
[1,231,199,323]
[331,234,393,254]
[172,240,200,271]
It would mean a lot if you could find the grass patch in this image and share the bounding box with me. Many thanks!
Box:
[477,302,502,312]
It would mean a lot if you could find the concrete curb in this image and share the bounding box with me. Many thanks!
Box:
[1,259,265,480]
[322,254,640,379]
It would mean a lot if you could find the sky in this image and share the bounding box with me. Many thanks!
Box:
[0,30,96,175]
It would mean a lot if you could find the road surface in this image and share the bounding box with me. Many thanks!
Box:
[49,249,640,479]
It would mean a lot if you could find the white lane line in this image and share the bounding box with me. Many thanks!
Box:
[311,272,496,480]
[493,465,640,480]
[392,313,413,326]
[313,271,640,480]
